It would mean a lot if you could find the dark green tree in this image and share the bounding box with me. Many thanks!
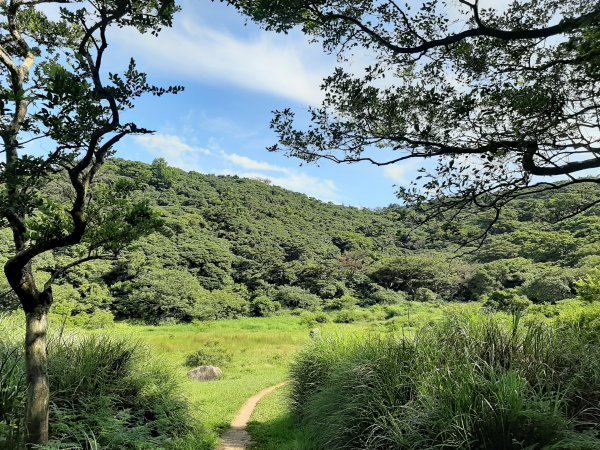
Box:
[226,0,600,230]
[0,1,181,446]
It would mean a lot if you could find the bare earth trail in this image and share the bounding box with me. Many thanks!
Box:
[218,382,288,450]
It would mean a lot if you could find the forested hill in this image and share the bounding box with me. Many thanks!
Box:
[1,158,599,324]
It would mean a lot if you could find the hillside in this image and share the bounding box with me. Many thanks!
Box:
[1,158,599,323]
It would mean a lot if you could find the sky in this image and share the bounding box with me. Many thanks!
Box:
[77,0,515,207]
[97,0,422,207]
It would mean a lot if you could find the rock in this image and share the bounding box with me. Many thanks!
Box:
[309,328,321,339]
[187,365,222,381]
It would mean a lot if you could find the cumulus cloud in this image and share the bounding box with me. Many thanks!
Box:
[134,133,210,170]
[222,153,340,202]
[382,163,414,185]
[223,169,340,203]
[135,132,341,202]
[222,153,288,173]
[113,16,330,106]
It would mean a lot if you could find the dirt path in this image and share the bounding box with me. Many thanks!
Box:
[218,382,288,450]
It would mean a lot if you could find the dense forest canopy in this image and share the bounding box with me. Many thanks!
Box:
[2,158,598,325]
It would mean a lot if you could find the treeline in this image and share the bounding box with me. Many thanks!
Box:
[1,158,599,324]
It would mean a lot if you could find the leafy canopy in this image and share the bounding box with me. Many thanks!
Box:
[226,0,600,228]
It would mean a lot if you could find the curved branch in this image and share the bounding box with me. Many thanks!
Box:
[315,4,600,55]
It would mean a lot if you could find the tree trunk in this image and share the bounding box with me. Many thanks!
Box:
[24,305,50,448]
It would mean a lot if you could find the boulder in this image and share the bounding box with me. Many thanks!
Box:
[187,365,222,381]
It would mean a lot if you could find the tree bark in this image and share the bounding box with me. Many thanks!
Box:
[24,303,50,448]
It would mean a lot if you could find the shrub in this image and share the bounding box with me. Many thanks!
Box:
[111,267,207,324]
[465,269,501,300]
[369,254,466,300]
[576,267,600,303]
[290,314,600,450]
[332,308,369,324]
[1,331,195,449]
[482,289,532,315]
[274,286,323,311]
[363,288,407,306]
[194,289,249,320]
[326,294,358,310]
[521,273,575,303]
[250,296,281,317]
[412,287,439,303]
[184,342,232,368]
[299,311,331,327]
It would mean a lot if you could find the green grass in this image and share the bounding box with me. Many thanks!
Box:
[107,315,383,442]
[2,301,473,449]
[286,305,600,449]
[248,386,312,450]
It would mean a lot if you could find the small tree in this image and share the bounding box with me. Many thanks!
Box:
[0,1,181,446]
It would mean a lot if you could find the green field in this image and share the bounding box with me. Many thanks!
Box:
[106,315,388,446]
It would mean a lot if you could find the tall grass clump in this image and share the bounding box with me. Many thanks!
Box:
[0,316,203,450]
[290,309,600,449]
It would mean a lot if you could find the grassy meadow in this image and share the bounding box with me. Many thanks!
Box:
[3,298,600,449]
[0,301,455,449]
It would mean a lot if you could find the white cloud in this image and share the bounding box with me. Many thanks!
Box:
[134,133,210,170]
[222,153,287,173]
[221,152,340,202]
[135,132,341,202]
[222,169,340,203]
[114,17,330,106]
[382,163,413,185]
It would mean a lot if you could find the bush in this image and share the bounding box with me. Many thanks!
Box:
[482,289,532,315]
[465,269,501,300]
[194,289,249,320]
[250,295,281,317]
[184,342,232,368]
[326,294,358,310]
[290,313,600,450]
[412,287,439,303]
[111,267,207,324]
[521,273,575,303]
[333,308,372,324]
[576,267,600,303]
[274,286,323,311]
[363,288,407,306]
[299,311,330,327]
[1,331,196,449]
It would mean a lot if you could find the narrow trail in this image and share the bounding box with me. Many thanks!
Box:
[218,382,288,450]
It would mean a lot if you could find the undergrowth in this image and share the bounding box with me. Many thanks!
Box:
[0,315,210,450]
[290,306,600,449]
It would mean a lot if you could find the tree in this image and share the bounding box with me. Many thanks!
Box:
[226,0,600,233]
[0,1,181,446]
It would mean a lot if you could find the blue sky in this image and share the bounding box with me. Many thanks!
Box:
[102,0,420,207]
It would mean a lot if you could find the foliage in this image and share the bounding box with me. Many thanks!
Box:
[412,287,439,303]
[521,273,575,304]
[289,312,600,449]
[326,294,358,310]
[193,289,249,320]
[0,330,195,449]
[250,296,281,317]
[275,286,323,311]
[2,158,599,324]
[482,289,532,315]
[227,0,600,233]
[577,268,600,303]
[184,342,232,368]
[112,267,207,324]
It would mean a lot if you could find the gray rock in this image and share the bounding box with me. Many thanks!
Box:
[309,328,321,339]
[187,365,222,381]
